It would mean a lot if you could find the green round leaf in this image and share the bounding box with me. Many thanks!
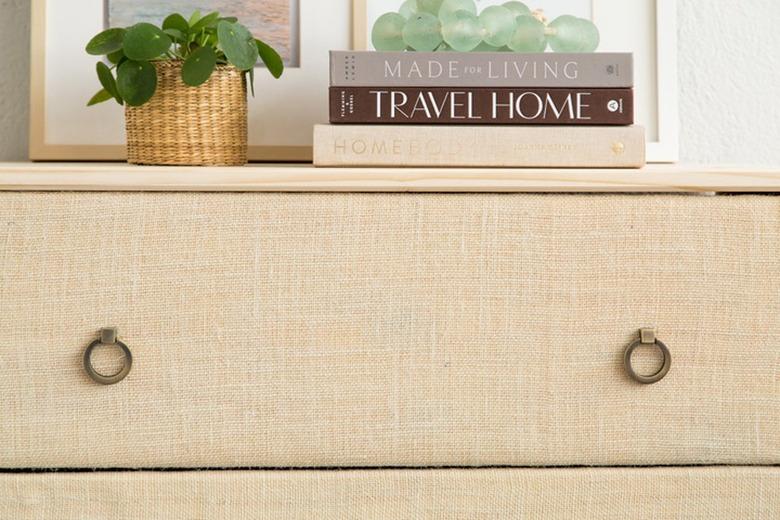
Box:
[87,88,113,106]
[116,60,157,106]
[107,49,125,65]
[86,28,125,55]
[191,11,221,32]
[162,13,189,34]
[247,68,255,97]
[182,46,217,86]
[96,61,122,104]
[217,21,258,70]
[188,10,203,27]
[163,28,186,42]
[204,32,219,48]
[256,39,284,78]
[123,23,172,61]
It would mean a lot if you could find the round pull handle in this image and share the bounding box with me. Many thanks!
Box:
[624,328,671,384]
[83,327,132,385]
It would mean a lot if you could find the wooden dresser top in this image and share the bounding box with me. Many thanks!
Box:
[0,163,778,193]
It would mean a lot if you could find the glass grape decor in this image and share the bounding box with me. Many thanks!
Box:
[371,0,599,52]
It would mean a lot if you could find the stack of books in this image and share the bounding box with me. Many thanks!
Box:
[314,51,644,168]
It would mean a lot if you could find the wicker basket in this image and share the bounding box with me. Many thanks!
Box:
[125,61,247,166]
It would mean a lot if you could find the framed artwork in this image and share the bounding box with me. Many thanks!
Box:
[353,0,679,163]
[30,0,352,161]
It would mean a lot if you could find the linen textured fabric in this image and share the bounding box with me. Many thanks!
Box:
[1,468,779,519]
[0,193,778,468]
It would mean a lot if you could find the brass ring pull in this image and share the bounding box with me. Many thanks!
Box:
[624,328,671,384]
[83,327,132,385]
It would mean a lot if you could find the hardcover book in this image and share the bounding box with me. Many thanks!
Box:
[313,125,645,168]
[330,87,633,125]
[331,51,633,88]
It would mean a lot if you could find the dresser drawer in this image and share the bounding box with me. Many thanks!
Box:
[2,468,778,519]
[1,193,778,468]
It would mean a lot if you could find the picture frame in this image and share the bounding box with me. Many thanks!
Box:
[29,0,352,162]
[353,0,679,163]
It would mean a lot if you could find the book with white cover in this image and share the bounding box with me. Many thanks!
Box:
[313,125,645,168]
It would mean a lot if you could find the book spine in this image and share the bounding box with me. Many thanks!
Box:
[314,125,646,168]
[331,51,633,88]
[330,87,633,125]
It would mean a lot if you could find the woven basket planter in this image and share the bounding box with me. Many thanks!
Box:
[125,61,247,166]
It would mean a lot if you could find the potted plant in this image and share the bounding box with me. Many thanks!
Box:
[85,11,283,166]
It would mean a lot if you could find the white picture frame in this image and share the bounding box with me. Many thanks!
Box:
[353,0,679,163]
[30,0,353,162]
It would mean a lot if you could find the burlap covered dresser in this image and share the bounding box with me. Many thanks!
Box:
[0,164,778,519]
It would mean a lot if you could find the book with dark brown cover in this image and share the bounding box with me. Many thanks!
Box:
[330,87,633,125]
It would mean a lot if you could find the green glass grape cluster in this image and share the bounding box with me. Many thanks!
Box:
[372,0,599,53]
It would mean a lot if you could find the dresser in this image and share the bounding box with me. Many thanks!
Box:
[0,163,778,518]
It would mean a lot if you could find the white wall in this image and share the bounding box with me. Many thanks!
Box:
[0,0,778,165]
[677,0,779,166]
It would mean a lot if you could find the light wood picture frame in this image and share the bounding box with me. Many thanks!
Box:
[29,0,352,162]
[353,0,679,163]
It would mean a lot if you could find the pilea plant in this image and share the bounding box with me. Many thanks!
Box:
[85,10,283,107]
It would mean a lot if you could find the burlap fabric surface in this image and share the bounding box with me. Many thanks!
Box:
[0,193,777,468]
